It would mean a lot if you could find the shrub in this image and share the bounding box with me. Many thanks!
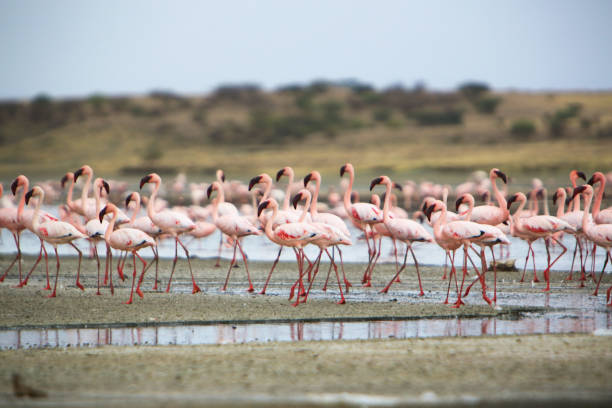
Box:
[410,109,463,126]
[458,82,490,100]
[474,96,502,114]
[510,119,536,138]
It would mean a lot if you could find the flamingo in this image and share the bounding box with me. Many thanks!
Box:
[426,200,493,307]
[370,176,433,295]
[140,173,201,294]
[340,163,384,286]
[74,165,130,224]
[587,172,612,224]
[303,170,352,292]
[507,192,575,292]
[24,186,88,297]
[456,193,510,304]
[207,181,260,292]
[83,178,111,295]
[257,198,322,305]
[469,169,509,226]
[124,192,163,290]
[211,169,238,267]
[99,203,156,304]
[0,175,56,287]
[291,189,350,305]
[249,173,302,227]
[571,185,612,303]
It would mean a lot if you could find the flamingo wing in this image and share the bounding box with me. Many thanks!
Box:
[110,228,155,250]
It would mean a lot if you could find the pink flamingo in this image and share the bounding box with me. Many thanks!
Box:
[257,198,322,305]
[303,170,352,292]
[340,163,384,286]
[426,200,493,307]
[370,176,433,295]
[84,178,111,295]
[587,172,612,224]
[1,175,56,287]
[291,189,350,305]
[456,193,510,303]
[99,203,156,304]
[469,169,509,226]
[124,192,163,290]
[571,185,612,303]
[140,173,201,294]
[207,181,260,292]
[507,192,575,291]
[25,186,88,297]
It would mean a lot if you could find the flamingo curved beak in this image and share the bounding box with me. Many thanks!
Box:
[139,175,152,189]
[340,165,347,177]
[11,179,19,195]
[506,194,519,209]
[206,184,214,199]
[577,171,586,181]
[275,169,285,182]
[552,191,559,205]
[571,185,587,200]
[257,200,270,217]
[455,196,464,212]
[369,177,383,191]
[102,180,110,195]
[303,173,313,187]
[25,189,34,205]
[74,168,84,181]
[60,174,70,189]
[219,171,225,182]
[425,204,436,221]
[393,182,403,191]
[125,193,134,208]
[587,175,596,186]
[248,176,262,191]
[291,193,303,209]
[99,206,108,223]
[494,170,507,184]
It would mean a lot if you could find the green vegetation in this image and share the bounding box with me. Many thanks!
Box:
[0,81,611,182]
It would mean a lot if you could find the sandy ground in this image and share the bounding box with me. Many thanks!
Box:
[1,255,611,406]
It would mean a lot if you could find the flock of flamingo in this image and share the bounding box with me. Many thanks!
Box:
[0,164,611,308]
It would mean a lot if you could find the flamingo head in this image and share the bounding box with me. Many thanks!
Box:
[552,188,565,206]
[11,175,27,195]
[292,191,304,209]
[506,193,522,209]
[216,169,225,182]
[587,172,604,186]
[350,192,359,203]
[340,163,353,177]
[99,203,116,222]
[303,173,313,187]
[60,172,74,189]
[125,192,136,208]
[95,179,110,195]
[25,189,34,205]
[206,183,214,199]
[74,165,93,181]
[276,167,291,182]
[393,182,403,191]
[571,184,591,200]
[536,188,545,200]
[257,199,272,216]
[139,173,159,189]
[492,169,508,184]
[249,175,264,191]
[424,202,439,221]
[455,195,466,211]
[369,177,384,191]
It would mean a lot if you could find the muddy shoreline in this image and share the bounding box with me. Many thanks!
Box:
[1,256,611,406]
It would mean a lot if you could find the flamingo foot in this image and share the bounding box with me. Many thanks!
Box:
[136,288,144,298]
[532,277,540,283]
[43,284,51,291]
[337,299,346,305]
[152,282,158,291]
[47,291,57,298]
[379,288,389,294]
[96,290,101,296]
[362,281,372,288]
[247,286,254,293]
[192,284,201,294]
[76,281,85,291]
[259,289,266,295]
[418,291,425,297]
[124,299,133,305]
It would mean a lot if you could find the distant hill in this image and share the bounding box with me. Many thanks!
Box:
[1,81,611,182]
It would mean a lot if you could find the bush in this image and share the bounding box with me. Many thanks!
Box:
[372,108,392,123]
[474,96,502,114]
[458,82,490,100]
[410,109,463,126]
[510,119,536,138]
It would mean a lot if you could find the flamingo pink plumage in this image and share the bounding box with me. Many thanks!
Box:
[207,181,260,292]
[469,169,510,226]
[140,173,201,294]
[99,203,156,304]
[370,176,433,295]
[25,186,88,297]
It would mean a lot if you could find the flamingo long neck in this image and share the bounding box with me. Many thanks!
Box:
[491,173,507,212]
[442,188,448,206]
[282,170,294,211]
[130,194,141,224]
[582,191,593,234]
[432,202,447,241]
[299,192,311,222]
[512,195,527,226]
[542,189,549,216]
[66,176,76,210]
[17,178,29,219]
[343,168,354,214]
[94,182,102,217]
[105,209,117,243]
[80,171,93,211]
[261,178,272,203]
[382,181,392,224]
[592,175,605,217]
[529,190,539,215]
[463,195,474,221]
[570,174,581,212]
[310,177,321,217]
[31,190,42,232]
[147,181,160,221]
[264,203,278,241]
[555,190,566,218]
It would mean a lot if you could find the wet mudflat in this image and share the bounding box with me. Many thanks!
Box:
[0,256,611,406]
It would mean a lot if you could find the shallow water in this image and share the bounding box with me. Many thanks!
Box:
[0,205,607,272]
[1,308,610,350]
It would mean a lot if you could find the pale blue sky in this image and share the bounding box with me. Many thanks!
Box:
[1,0,611,99]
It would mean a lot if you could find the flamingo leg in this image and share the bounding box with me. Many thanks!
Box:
[214,232,223,267]
[94,245,101,295]
[107,246,114,295]
[302,250,324,305]
[322,246,335,292]
[466,249,492,306]
[125,253,137,304]
[69,242,84,291]
[594,249,609,298]
[542,237,567,292]
[566,238,579,281]
[135,252,148,298]
[463,247,485,298]
[166,238,179,293]
[176,236,200,294]
[392,239,402,283]
[152,243,159,290]
[236,239,254,292]
[337,247,351,292]
[19,241,44,287]
[452,245,470,308]
[603,251,612,306]
[490,246,498,303]
[0,233,19,282]
[48,248,60,298]
[444,250,456,304]
[442,250,448,280]
[222,239,238,291]
[289,249,311,301]
[361,225,374,284]
[519,241,531,283]
[380,246,408,294]
[530,244,538,283]
[260,246,283,295]
[331,251,346,304]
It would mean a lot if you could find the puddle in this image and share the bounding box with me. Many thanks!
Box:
[1,310,610,350]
